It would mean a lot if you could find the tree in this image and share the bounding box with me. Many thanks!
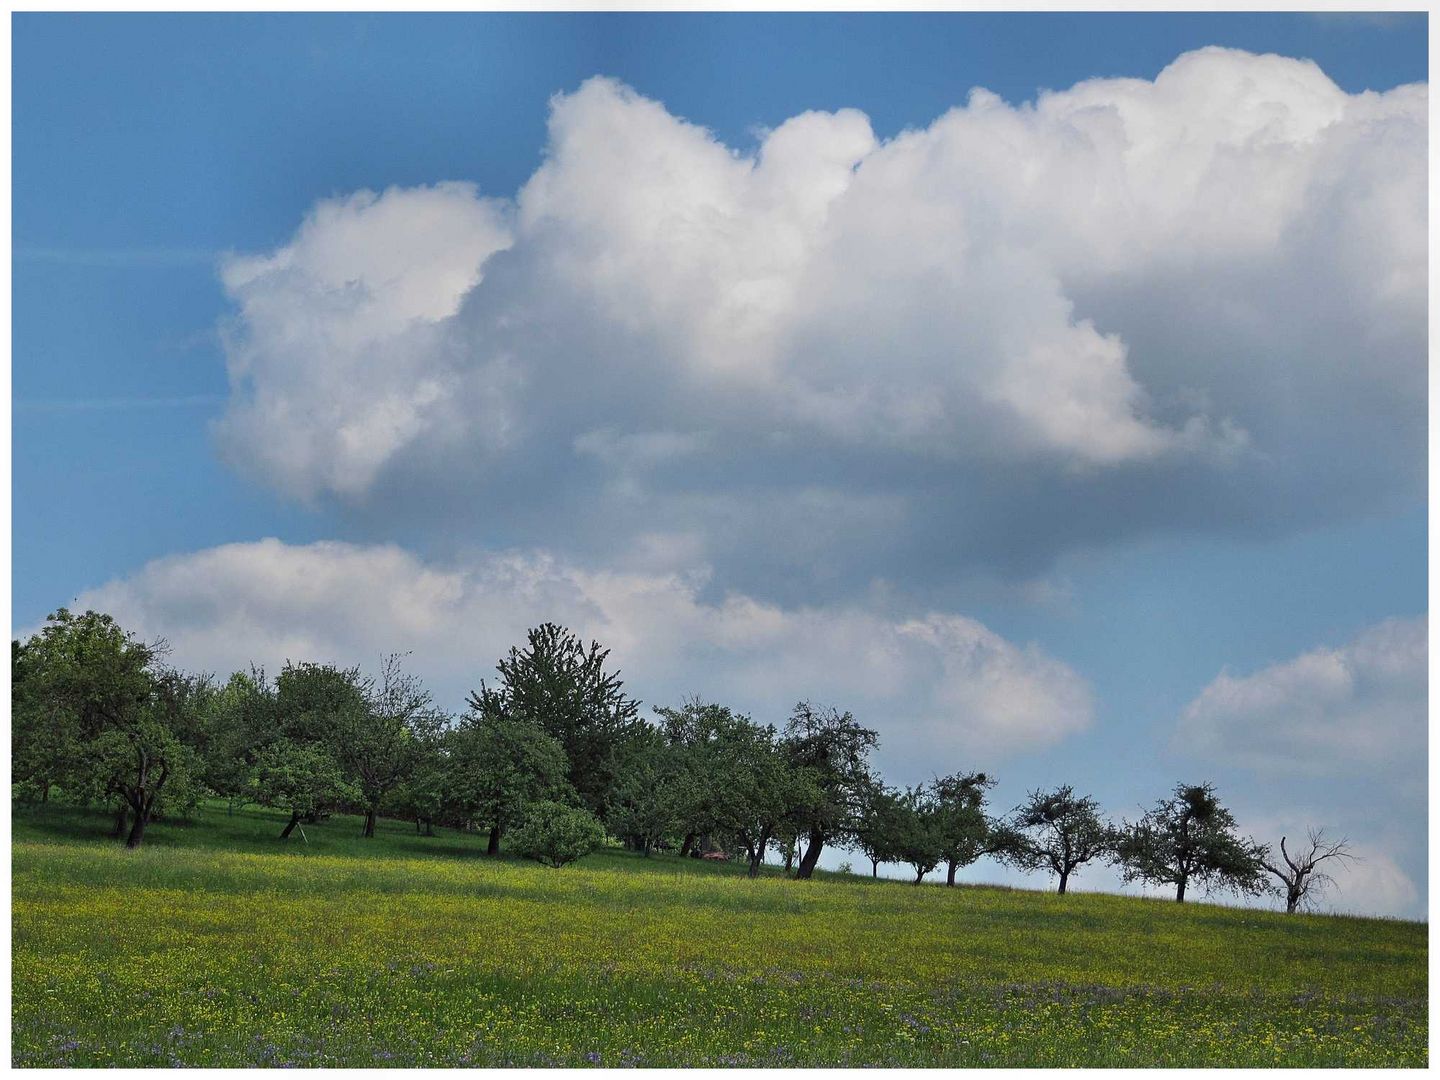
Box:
[705,713,798,877]
[931,772,1011,887]
[781,702,878,880]
[1009,786,1113,895]
[13,610,204,848]
[853,783,909,878]
[607,727,685,856]
[652,699,734,857]
[196,669,275,815]
[894,785,947,883]
[333,655,444,838]
[255,742,357,839]
[392,730,450,836]
[508,800,606,868]
[12,636,81,804]
[1114,782,1268,903]
[471,624,642,818]
[447,712,572,855]
[1260,829,1356,914]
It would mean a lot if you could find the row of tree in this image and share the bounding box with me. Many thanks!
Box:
[11,610,1351,911]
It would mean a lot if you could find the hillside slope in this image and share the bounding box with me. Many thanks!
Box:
[12,805,1427,1067]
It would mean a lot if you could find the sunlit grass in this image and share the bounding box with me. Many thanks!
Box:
[12,803,1427,1066]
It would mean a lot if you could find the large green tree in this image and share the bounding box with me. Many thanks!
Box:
[470,624,642,818]
[447,711,572,854]
[706,711,797,876]
[1114,782,1268,903]
[1009,786,1114,895]
[782,702,878,880]
[333,655,444,838]
[931,772,1013,887]
[13,610,205,848]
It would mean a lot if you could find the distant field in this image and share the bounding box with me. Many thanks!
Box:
[12,804,1428,1067]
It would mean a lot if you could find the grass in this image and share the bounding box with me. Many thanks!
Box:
[11,802,1428,1067]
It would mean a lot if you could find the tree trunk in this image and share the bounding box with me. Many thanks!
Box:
[40,782,49,804]
[124,808,149,849]
[871,859,879,878]
[783,841,795,874]
[363,809,377,838]
[1175,876,1187,903]
[679,833,695,858]
[914,867,926,884]
[424,819,434,837]
[1058,869,1069,895]
[487,825,502,856]
[795,831,824,879]
[946,860,958,887]
[111,803,129,839]
[280,810,301,839]
[1286,887,1300,914]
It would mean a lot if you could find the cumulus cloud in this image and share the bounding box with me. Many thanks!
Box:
[1175,616,1426,775]
[72,538,1093,769]
[213,48,1426,593]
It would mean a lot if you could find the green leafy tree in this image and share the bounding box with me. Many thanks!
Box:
[471,624,643,818]
[607,726,686,856]
[853,782,909,877]
[447,712,572,855]
[782,702,878,880]
[392,729,452,836]
[13,610,206,847]
[932,772,1014,887]
[894,785,947,883]
[508,800,606,868]
[1114,782,1268,903]
[1009,785,1114,895]
[196,668,275,815]
[704,710,796,876]
[11,636,81,804]
[472,624,642,817]
[652,699,734,857]
[333,655,444,838]
[255,742,358,839]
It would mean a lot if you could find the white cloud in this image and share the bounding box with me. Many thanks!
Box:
[72,538,1093,766]
[210,49,1426,583]
[1175,617,1427,776]
[216,182,512,499]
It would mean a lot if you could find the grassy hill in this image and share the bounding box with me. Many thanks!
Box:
[12,803,1427,1067]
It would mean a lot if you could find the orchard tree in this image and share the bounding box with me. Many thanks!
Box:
[895,785,947,883]
[782,702,878,880]
[392,727,451,836]
[196,668,275,815]
[1114,782,1268,903]
[653,699,735,857]
[931,772,1012,887]
[447,712,572,855]
[1260,829,1356,914]
[471,624,642,817]
[605,727,684,856]
[13,610,205,847]
[853,783,909,877]
[256,742,357,839]
[509,800,606,868]
[709,713,798,877]
[1009,786,1114,895]
[333,655,445,838]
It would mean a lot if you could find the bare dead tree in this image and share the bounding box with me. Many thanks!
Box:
[1260,829,1356,914]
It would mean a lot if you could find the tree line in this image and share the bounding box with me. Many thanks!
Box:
[11,609,1352,912]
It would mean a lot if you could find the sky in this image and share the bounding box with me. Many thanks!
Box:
[12,12,1429,917]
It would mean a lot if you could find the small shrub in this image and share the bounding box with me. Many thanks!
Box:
[837,861,854,875]
[508,801,606,868]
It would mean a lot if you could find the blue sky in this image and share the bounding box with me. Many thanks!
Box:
[12,13,1428,915]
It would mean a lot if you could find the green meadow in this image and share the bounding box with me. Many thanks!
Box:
[12,803,1427,1068]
